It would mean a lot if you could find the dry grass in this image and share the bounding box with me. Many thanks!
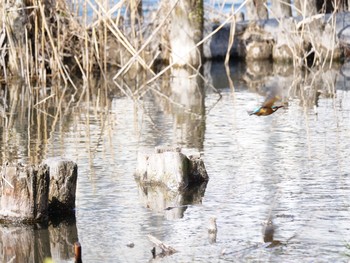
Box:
[0,1,342,91]
[0,0,345,165]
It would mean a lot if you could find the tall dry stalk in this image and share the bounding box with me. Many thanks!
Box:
[224,4,236,92]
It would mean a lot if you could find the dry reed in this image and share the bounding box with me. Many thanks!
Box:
[0,0,345,163]
[0,0,341,95]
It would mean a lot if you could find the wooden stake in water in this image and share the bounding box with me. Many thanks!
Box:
[74,242,82,263]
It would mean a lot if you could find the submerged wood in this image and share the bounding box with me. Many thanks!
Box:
[135,147,208,191]
[0,158,78,222]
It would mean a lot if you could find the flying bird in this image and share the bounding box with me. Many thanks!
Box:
[249,95,283,116]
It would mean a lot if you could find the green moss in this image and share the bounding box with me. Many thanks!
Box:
[189,0,204,26]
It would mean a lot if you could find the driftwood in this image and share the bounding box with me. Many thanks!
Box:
[148,234,177,257]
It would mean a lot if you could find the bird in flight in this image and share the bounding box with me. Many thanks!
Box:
[248,95,284,116]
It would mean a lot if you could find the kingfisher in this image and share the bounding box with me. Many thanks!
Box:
[248,95,283,116]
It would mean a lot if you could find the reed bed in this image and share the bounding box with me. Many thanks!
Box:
[0,1,344,91]
[0,0,346,164]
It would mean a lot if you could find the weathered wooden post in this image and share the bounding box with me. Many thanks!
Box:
[271,0,292,18]
[43,158,78,216]
[0,163,50,222]
[168,0,204,68]
[246,0,268,20]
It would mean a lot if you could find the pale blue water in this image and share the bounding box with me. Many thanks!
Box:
[77,0,247,21]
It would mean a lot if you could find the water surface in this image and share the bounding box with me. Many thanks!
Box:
[1,61,350,262]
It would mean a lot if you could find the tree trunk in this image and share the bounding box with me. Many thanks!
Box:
[169,0,203,68]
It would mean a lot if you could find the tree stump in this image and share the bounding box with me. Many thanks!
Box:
[43,158,78,216]
[135,147,208,191]
[0,163,50,222]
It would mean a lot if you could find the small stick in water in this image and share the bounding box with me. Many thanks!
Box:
[74,241,82,263]
[147,234,177,256]
[151,247,156,258]
[208,217,218,244]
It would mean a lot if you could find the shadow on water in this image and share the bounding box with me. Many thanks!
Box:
[1,59,350,261]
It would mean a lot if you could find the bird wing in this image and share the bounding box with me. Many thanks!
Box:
[249,106,261,115]
[262,95,280,108]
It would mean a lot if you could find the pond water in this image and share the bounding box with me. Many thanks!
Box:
[1,60,350,262]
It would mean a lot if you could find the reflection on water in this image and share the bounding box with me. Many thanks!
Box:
[137,180,208,220]
[0,219,77,263]
[1,61,350,262]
